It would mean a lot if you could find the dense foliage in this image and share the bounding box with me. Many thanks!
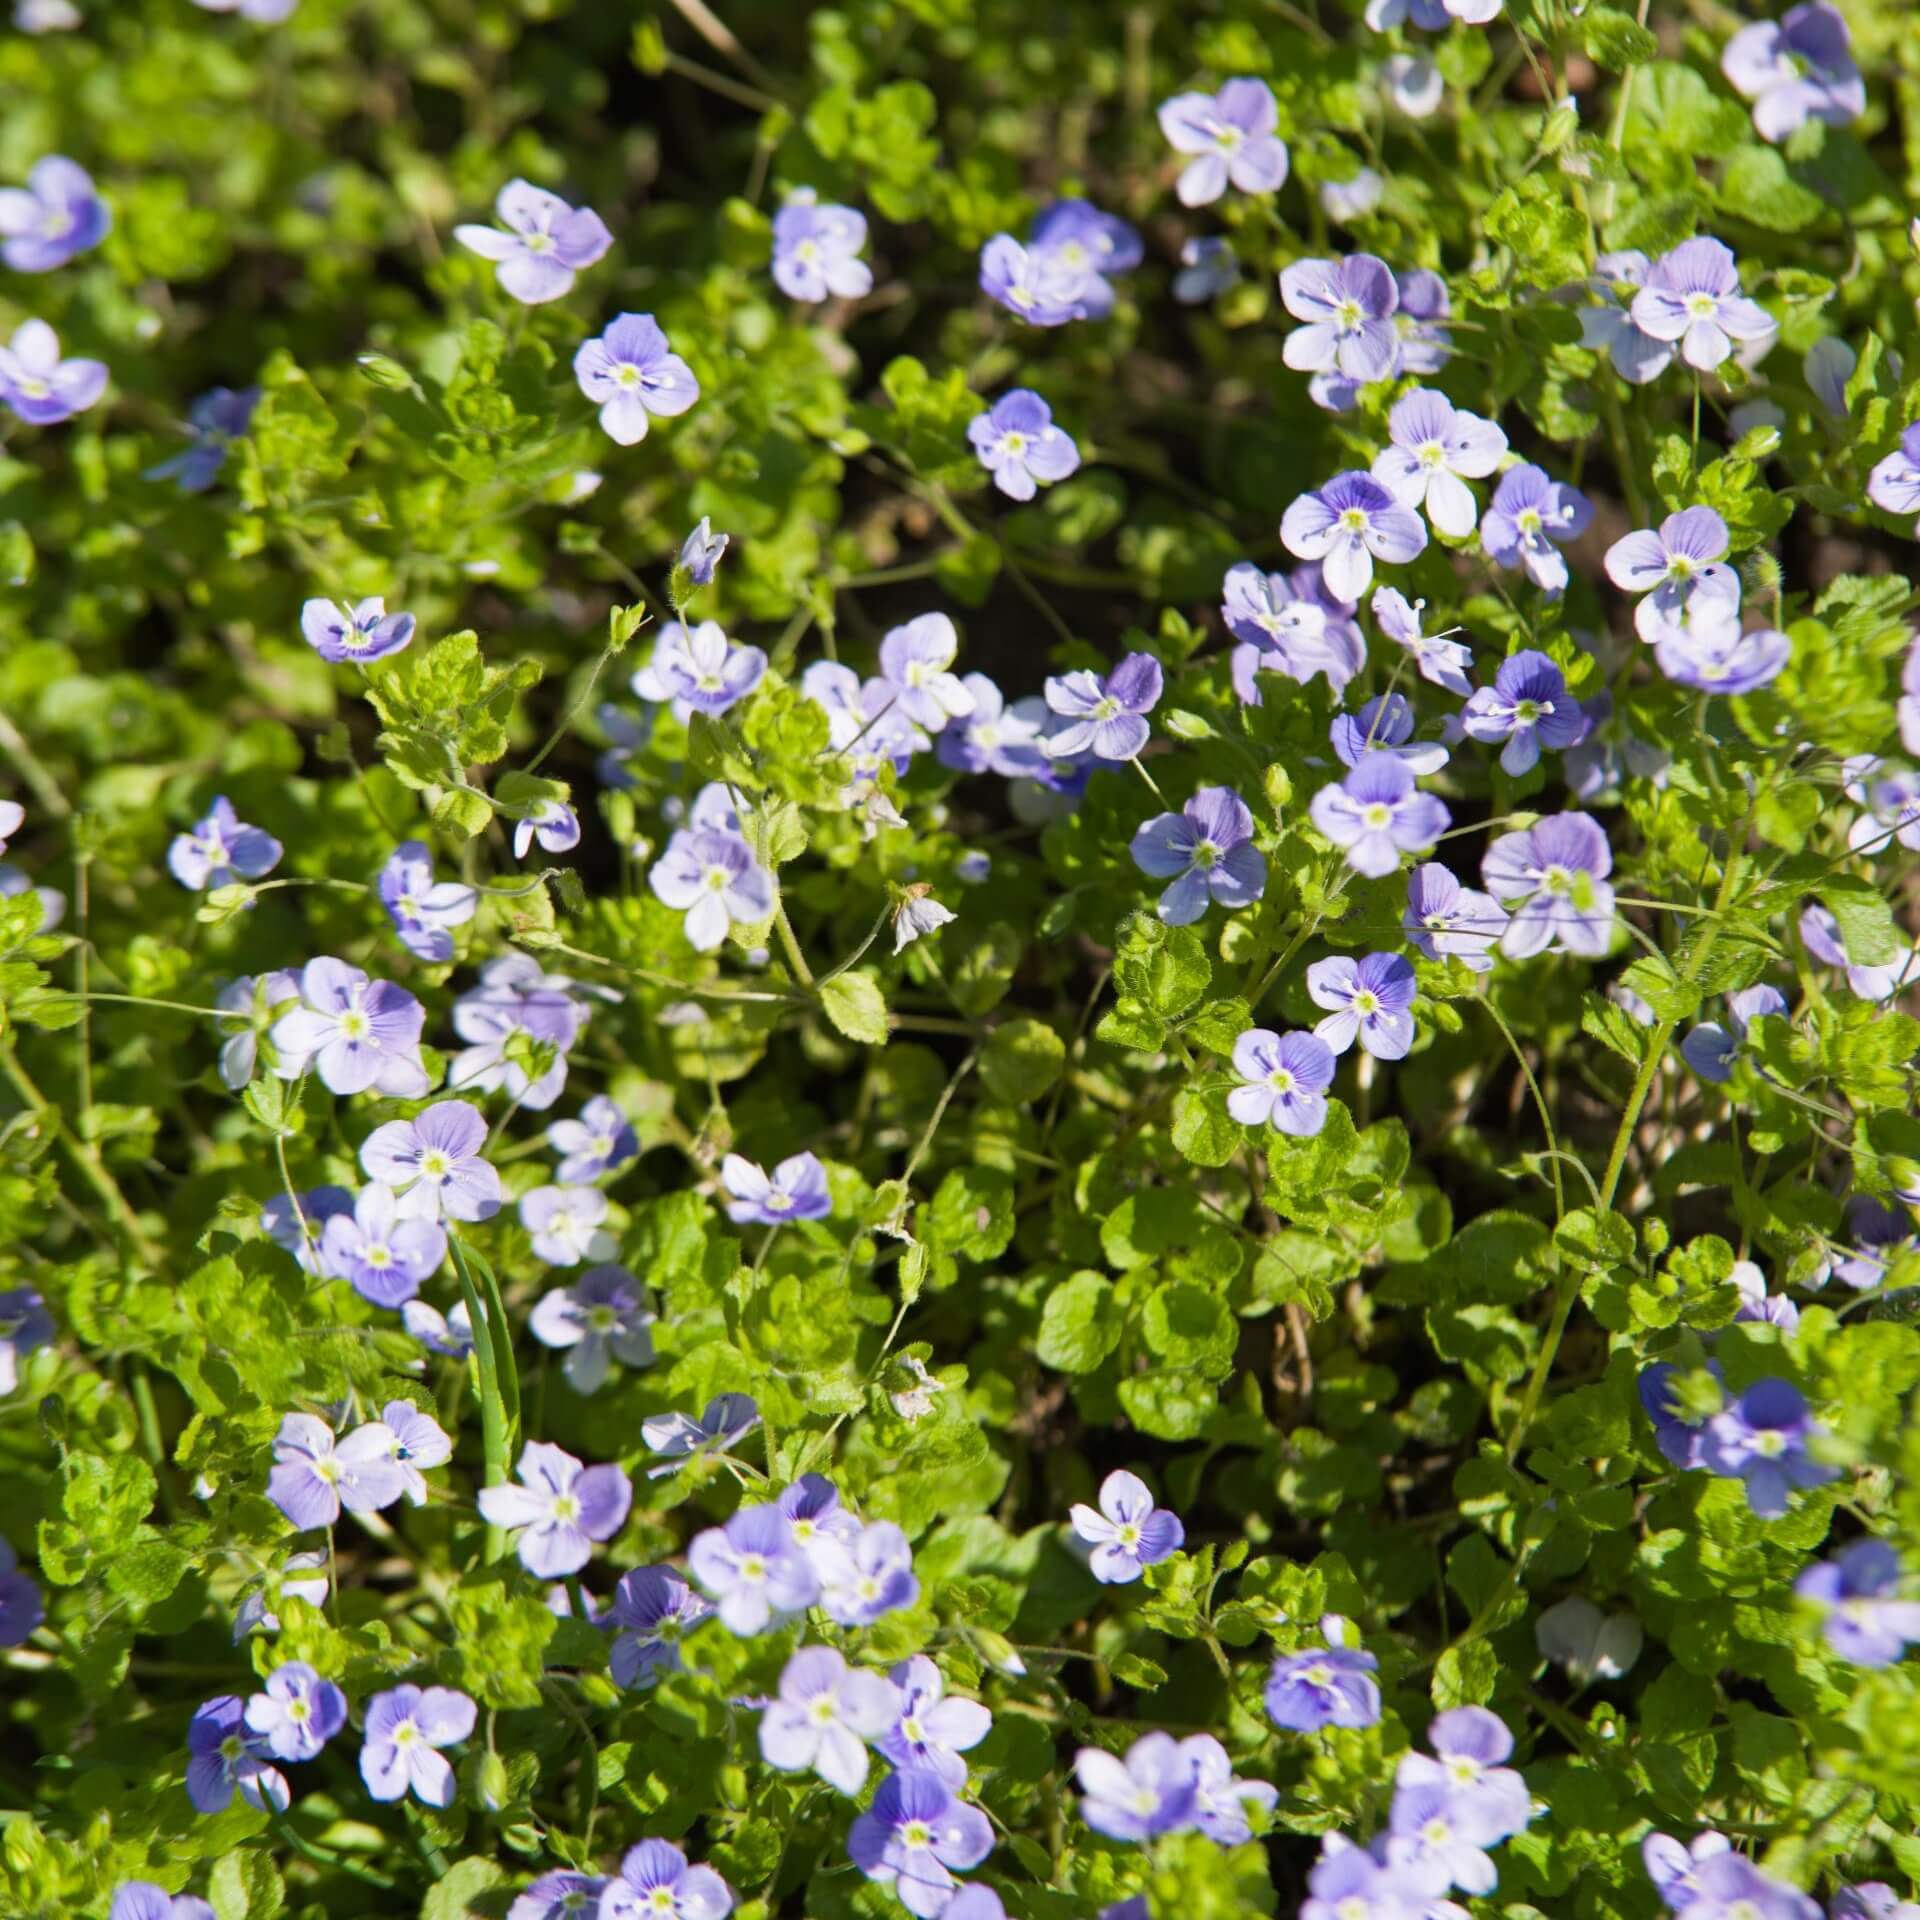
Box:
[6,3,1920,1920]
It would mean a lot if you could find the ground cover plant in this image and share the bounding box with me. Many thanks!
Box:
[6,0,1920,1917]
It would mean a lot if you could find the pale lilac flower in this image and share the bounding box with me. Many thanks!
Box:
[1223,561,1366,694]
[573,312,699,443]
[1158,79,1289,207]
[1075,1732,1199,1841]
[270,957,429,1098]
[319,1182,446,1308]
[772,191,872,302]
[1029,198,1141,319]
[648,828,774,951]
[520,1184,614,1267]
[1384,54,1445,117]
[723,1150,830,1225]
[0,156,109,272]
[849,1770,996,1919]
[0,1534,44,1646]
[1867,424,1920,531]
[1387,1783,1501,1893]
[479,1442,631,1577]
[600,1842,733,1920]
[1461,651,1591,776]
[1732,1259,1800,1332]
[978,235,1092,327]
[244,1661,347,1763]
[1797,1540,1920,1666]
[679,517,728,588]
[1847,758,1920,856]
[1604,507,1741,643]
[1701,1378,1837,1517]
[1832,1890,1920,1920]
[688,1503,820,1634]
[267,1412,406,1529]
[968,390,1080,501]
[191,0,298,16]
[1680,985,1787,1084]
[935,674,1047,777]
[1798,903,1920,1003]
[777,1475,862,1575]
[1404,862,1507,972]
[508,1873,607,1920]
[1577,251,1675,386]
[1372,390,1507,539]
[0,802,19,856]
[530,1266,655,1394]
[186,1696,287,1815]
[455,180,611,303]
[1282,470,1427,600]
[1676,1855,1821,1920]
[1654,609,1790,694]
[360,1684,475,1807]
[111,1889,215,1920]
[1043,651,1162,760]
[1829,1196,1917,1291]
[1367,0,1501,24]
[1331,693,1449,777]
[548,1095,638,1185]
[1722,2,1864,142]
[261,1186,354,1277]
[0,320,106,426]
[879,613,976,727]
[1632,240,1775,374]
[1395,267,1455,376]
[1178,1734,1278,1846]
[377,842,477,962]
[1280,255,1401,384]
[148,385,259,493]
[361,1099,501,1222]
[879,1657,993,1788]
[1070,1470,1184,1583]
[1534,1596,1643,1681]
[1644,1831,1734,1910]
[378,1400,451,1505]
[215,971,300,1089]
[299,597,415,665]
[1130,785,1265,925]
[1228,1028,1337,1136]
[632,619,767,718]
[1396,1707,1532,1843]
[1299,1844,1412,1920]
[608,1566,713,1688]
[1482,813,1616,958]
[893,890,955,952]
[1174,236,1240,302]
[759,1645,900,1794]
[643,1393,760,1476]
[166,796,282,891]
[1372,587,1472,696]
[514,799,580,860]
[0,1287,53,1396]
[1307,952,1418,1059]
[1265,1633,1381,1731]
[1311,756,1450,878]
[1481,465,1593,595]
[402,1298,474,1357]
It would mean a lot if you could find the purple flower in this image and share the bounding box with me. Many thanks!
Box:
[1833,1890,1920,1920]
[600,1842,734,1920]
[548,1095,639,1186]
[359,1684,475,1807]
[519,1184,613,1267]
[1042,651,1163,761]
[508,1873,607,1920]
[1795,1539,1920,1666]
[1680,984,1787,1084]
[299,596,416,665]
[1307,952,1417,1060]
[1174,235,1241,303]
[148,385,258,493]
[0,1286,55,1395]
[1798,905,1920,1004]
[1395,1707,1532,1844]
[377,841,477,962]
[1701,1378,1838,1517]
[821,1521,921,1626]
[1722,2,1864,141]
[1403,863,1508,973]
[850,1769,995,1918]
[978,233,1092,327]
[608,1566,713,1688]
[530,1266,655,1394]
[319,1182,446,1308]
[1321,169,1384,224]
[402,1298,474,1357]
[447,954,593,1111]
[261,1185,354,1276]
[679,516,728,588]
[267,1412,407,1529]
[573,311,700,443]
[0,1534,45,1647]
[1578,251,1676,386]
[1657,615,1790,690]
[1069,1470,1185,1584]
[1331,694,1448,777]
[1265,1638,1381,1731]
[1481,464,1593,595]
[455,179,611,303]
[1603,507,1740,643]
[1023,198,1141,322]
[688,1503,819,1634]
[1158,78,1289,206]
[514,799,581,861]
[642,1393,760,1476]
[1301,1842,1418,1920]
[1387,1781,1500,1894]
[772,191,872,302]
[478,1442,632,1578]
[379,1400,451,1505]
[1283,470,1428,601]
[1227,1028,1337,1137]
[1372,587,1472,696]
[111,1887,215,1920]
[1846,758,1920,856]
[1679,1854,1821,1920]
[1481,813,1616,958]
[968,389,1080,502]
[1638,1361,1722,1469]
[1461,651,1590,776]
[191,0,297,17]
[1632,239,1775,374]
[879,613,976,728]
[1366,0,1500,24]
[361,1099,501,1223]
[1831,1195,1918,1292]
[722,1150,831,1225]
[186,1695,287,1815]
[0,319,107,426]
[166,796,282,891]
[1074,1731,1199,1842]
[936,675,1047,777]
[1222,561,1366,695]
[778,1474,863,1568]
[1645,1832,1735,1910]
[243,1661,347,1763]
[1280,255,1401,385]
[271,957,430,1098]
[632,619,766,717]
[879,1656,993,1788]
[1372,389,1507,538]
[1180,1733,1278,1845]
[1868,423,1920,530]
[758,1645,901,1795]
[0,155,110,272]
[1311,756,1450,879]
[649,828,774,952]
[1732,1260,1800,1332]
[1129,786,1266,926]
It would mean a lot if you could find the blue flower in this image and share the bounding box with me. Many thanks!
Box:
[1795,1539,1920,1667]
[1228,1028,1337,1137]
[679,516,729,586]
[1461,650,1591,776]
[648,828,774,951]
[687,1503,819,1634]
[758,1644,899,1793]
[147,386,258,493]
[243,1661,347,1763]
[166,796,282,892]
[1680,985,1788,1083]
[606,1565,713,1689]
[1480,812,1615,958]
[319,1182,446,1308]
[377,842,477,963]
[1723,3,1863,143]
[1307,952,1418,1060]
[849,1770,995,1917]
[968,389,1080,500]
[1074,1732,1199,1841]
[359,1684,475,1807]
[529,1265,655,1395]
[185,1694,287,1815]
[0,1286,56,1395]
[477,1441,631,1579]
[513,798,581,861]
[0,155,110,272]
[1130,785,1265,925]
[1279,255,1401,385]
[1482,465,1593,595]
[641,1393,760,1478]
[722,1150,830,1225]
[455,179,611,304]
[1281,470,1427,600]
[1700,1377,1838,1517]
[1042,651,1162,761]
[1069,1469,1184,1583]
[1631,238,1775,375]
[771,190,872,302]
[111,1886,215,1920]
[300,596,416,665]
[547,1094,639,1185]
[599,1841,734,1920]
[0,320,106,426]
[574,313,700,444]
[0,1533,45,1648]
[1265,1630,1381,1731]
[1157,78,1289,206]
[1310,756,1450,879]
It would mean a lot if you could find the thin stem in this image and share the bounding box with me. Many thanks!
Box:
[1478,994,1566,1222]
[773,901,817,989]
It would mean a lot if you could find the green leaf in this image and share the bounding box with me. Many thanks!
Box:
[1582,6,1659,68]
[819,970,890,1045]
[1035,1272,1122,1372]
[979,1017,1065,1103]
[1817,877,1898,965]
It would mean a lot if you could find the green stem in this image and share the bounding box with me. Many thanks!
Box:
[450,1236,513,1558]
